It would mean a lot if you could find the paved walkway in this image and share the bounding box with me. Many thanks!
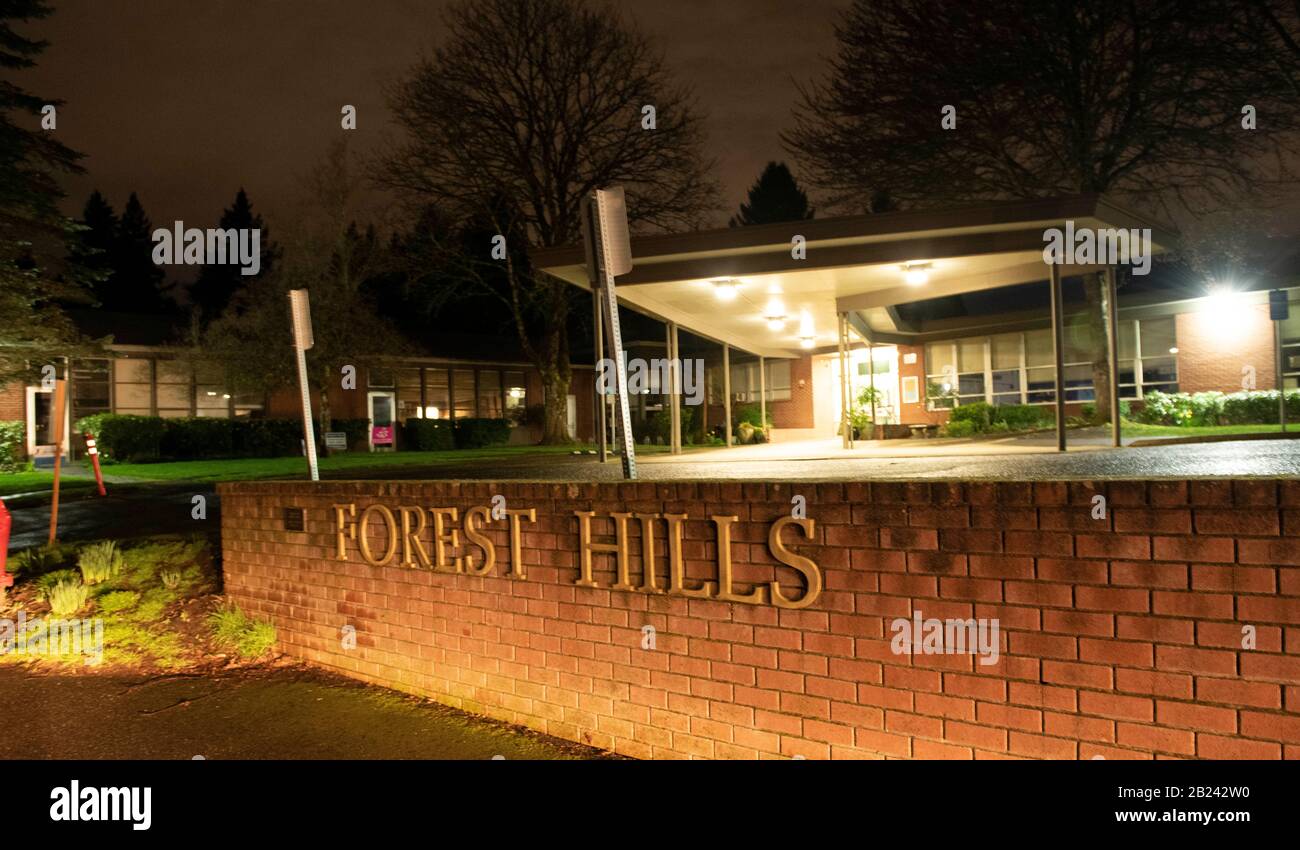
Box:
[0,666,604,759]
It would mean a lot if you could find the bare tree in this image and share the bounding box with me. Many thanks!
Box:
[376,0,719,443]
[786,0,1300,422]
[204,139,401,441]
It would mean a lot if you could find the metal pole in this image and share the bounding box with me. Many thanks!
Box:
[839,313,853,449]
[1105,267,1122,448]
[668,321,681,454]
[868,340,877,439]
[47,377,67,544]
[759,355,767,437]
[595,288,607,461]
[723,343,732,447]
[1278,318,1288,433]
[1049,263,1067,452]
[295,346,320,481]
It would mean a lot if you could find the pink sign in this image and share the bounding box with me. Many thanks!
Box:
[372,425,393,446]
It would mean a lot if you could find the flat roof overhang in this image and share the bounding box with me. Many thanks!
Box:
[533,194,1179,357]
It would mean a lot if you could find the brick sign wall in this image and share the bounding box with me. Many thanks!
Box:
[219,479,1300,760]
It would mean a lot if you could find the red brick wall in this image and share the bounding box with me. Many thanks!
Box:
[221,479,1300,760]
[769,355,814,429]
[0,381,25,422]
[1175,305,1277,394]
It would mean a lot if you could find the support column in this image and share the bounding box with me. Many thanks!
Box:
[1104,266,1122,448]
[668,321,681,455]
[868,340,877,438]
[759,355,767,437]
[838,312,853,449]
[594,288,607,462]
[1049,263,1067,452]
[723,343,732,447]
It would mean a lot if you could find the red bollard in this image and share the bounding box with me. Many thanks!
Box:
[0,499,13,601]
[83,431,107,496]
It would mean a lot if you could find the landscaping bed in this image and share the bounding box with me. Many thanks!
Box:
[0,535,279,673]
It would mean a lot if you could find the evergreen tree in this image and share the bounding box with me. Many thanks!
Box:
[111,192,170,313]
[729,162,814,227]
[70,189,117,286]
[0,0,93,383]
[188,188,275,324]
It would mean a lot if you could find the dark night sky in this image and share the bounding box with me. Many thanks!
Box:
[23,0,847,230]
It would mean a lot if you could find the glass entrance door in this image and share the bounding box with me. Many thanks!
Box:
[368,391,396,451]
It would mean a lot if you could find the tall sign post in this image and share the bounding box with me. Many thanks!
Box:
[288,289,320,482]
[1271,289,1289,433]
[47,377,67,544]
[582,186,637,479]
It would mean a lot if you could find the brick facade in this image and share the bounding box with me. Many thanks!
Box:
[222,478,1300,760]
[1175,304,1277,394]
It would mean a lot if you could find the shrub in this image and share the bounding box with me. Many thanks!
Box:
[995,404,1052,431]
[328,418,369,450]
[77,414,166,461]
[10,545,74,576]
[229,418,301,457]
[160,570,181,590]
[403,418,455,451]
[1133,390,1300,426]
[943,420,977,438]
[35,569,82,600]
[47,580,89,617]
[162,417,236,459]
[949,402,993,431]
[1220,390,1300,425]
[209,602,277,657]
[0,420,24,472]
[78,541,123,585]
[452,418,511,449]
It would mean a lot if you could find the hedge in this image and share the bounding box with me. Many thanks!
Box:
[328,418,370,451]
[403,418,455,451]
[0,420,24,472]
[77,414,300,462]
[1134,390,1300,426]
[946,402,1052,436]
[73,413,517,461]
[451,418,512,449]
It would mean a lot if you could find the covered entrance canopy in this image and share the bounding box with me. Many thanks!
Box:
[533,194,1178,452]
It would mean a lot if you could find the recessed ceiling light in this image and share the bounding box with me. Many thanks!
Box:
[712,279,739,301]
[764,298,787,331]
[903,262,931,286]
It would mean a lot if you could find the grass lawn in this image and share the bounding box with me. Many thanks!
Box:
[95,443,673,483]
[1120,421,1293,439]
[0,471,96,498]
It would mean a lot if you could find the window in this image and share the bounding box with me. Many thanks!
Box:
[71,359,111,423]
[397,368,423,422]
[1283,306,1300,390]
[504,371,527,423]
[112,358,151,414]
[425,369,450,419]
[925,318,1178,409]
[195,361,229,418]
[453,369,476,419]
[766,360,792,402]
[478,369,503,418]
